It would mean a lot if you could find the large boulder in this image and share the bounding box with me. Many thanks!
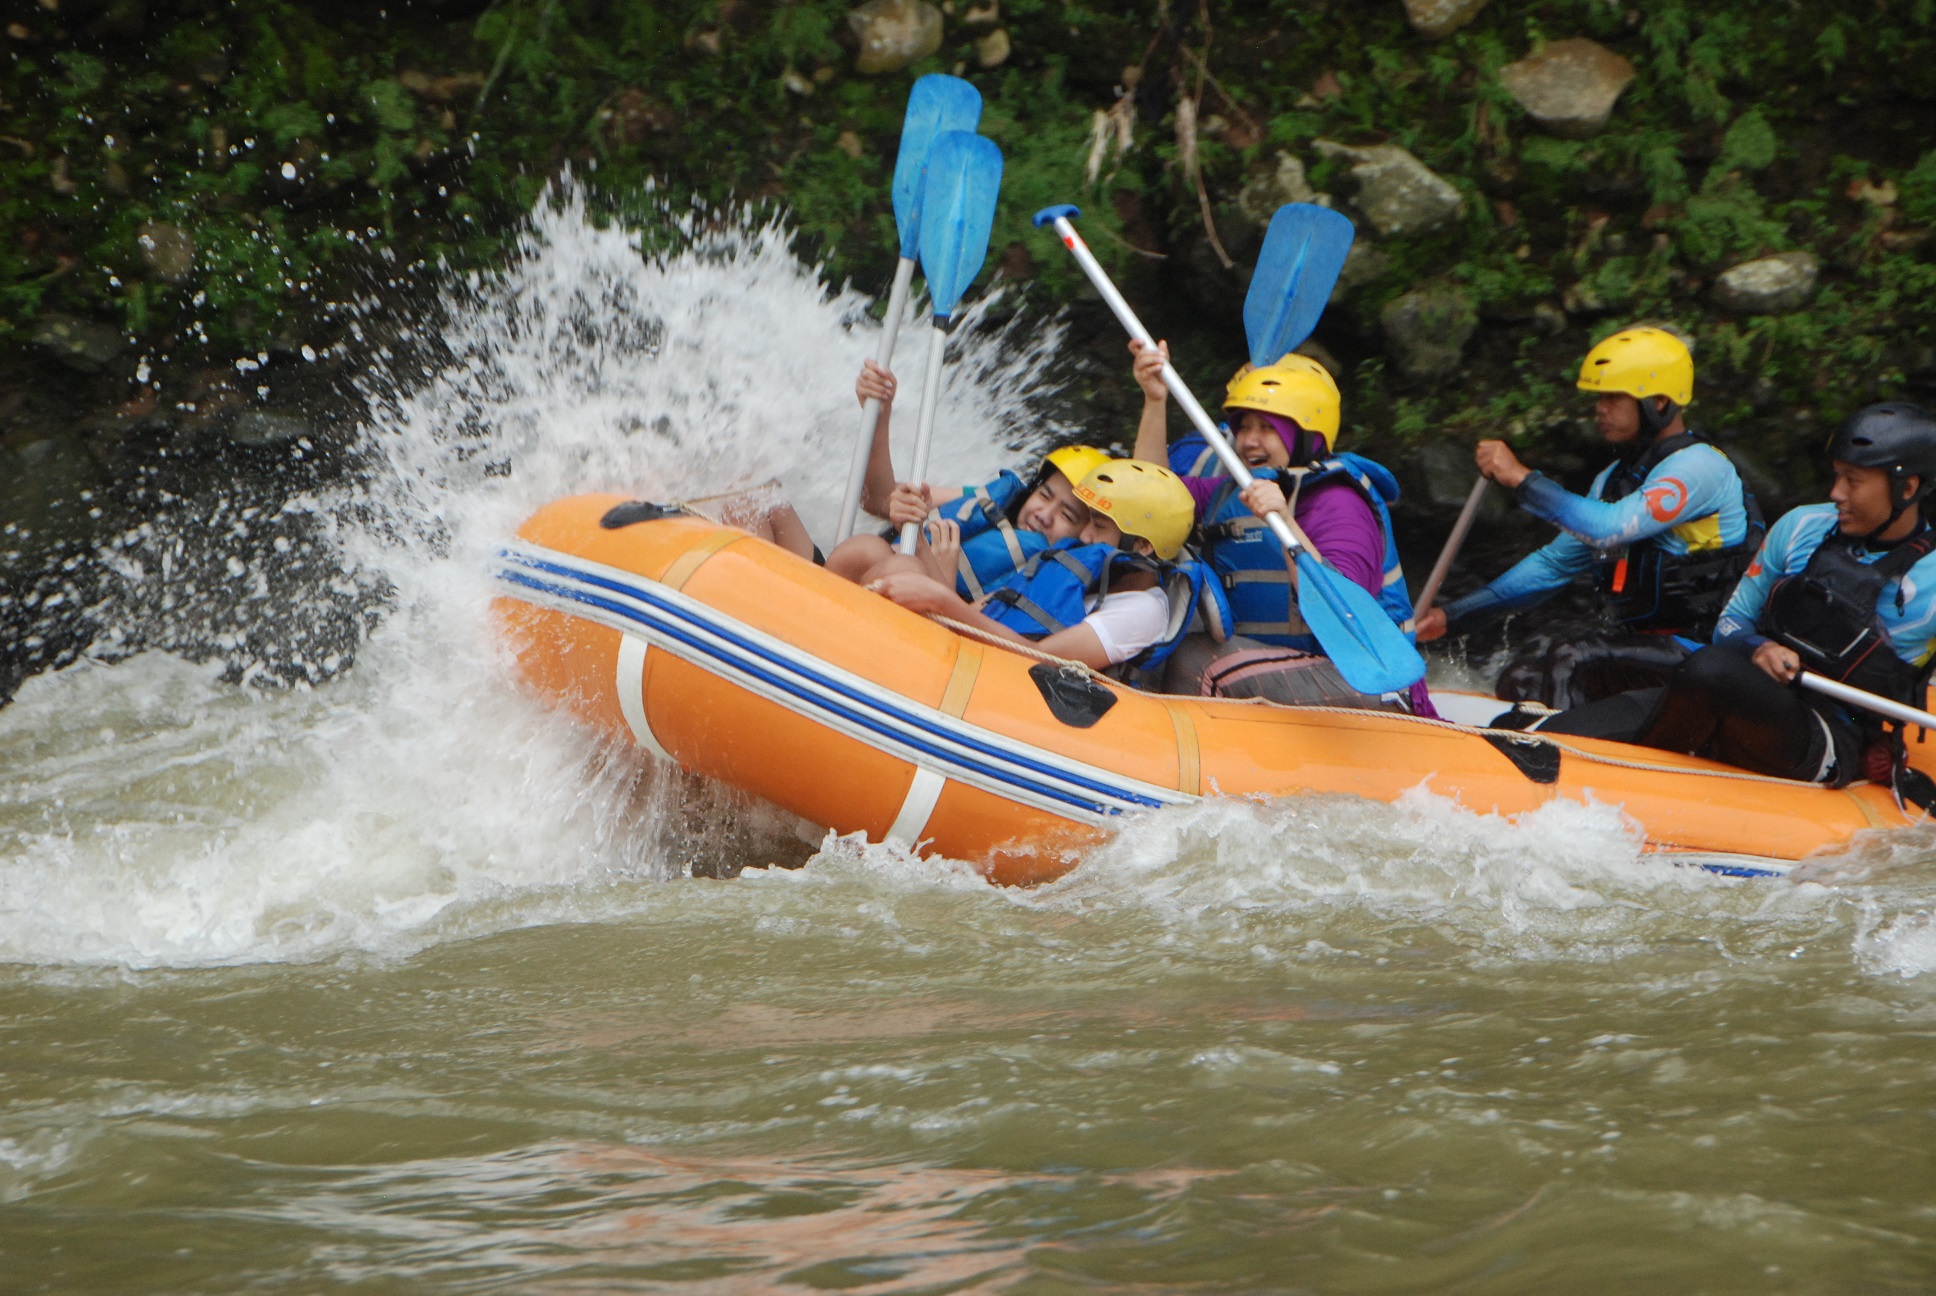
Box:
[31,313,125,372]
[1415,441,1505,520]
[227,410,315,448]
[1417,442,1478,509]
[974,27,1010,67]
[138,220,195,283]
[1712,251,1820,315]
[1380,283,1478,380]
[848,0,943,74]
[1,431,103,542]
[1499,39,1635,139]
[1237,152,1323,228]
[1329,241,1393,303]
[1403,0,1489,39]
[1315,141,1463,237]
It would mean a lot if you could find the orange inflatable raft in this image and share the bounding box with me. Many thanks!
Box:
[493,494,1932,883]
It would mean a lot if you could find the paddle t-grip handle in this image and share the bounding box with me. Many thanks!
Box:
[1412,476,1490,621]
[1033,206,1307,560]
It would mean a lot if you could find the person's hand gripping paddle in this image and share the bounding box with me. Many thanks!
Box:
[899,132,1003,556]
[1034,204,1426,696]
[833,75,981,545]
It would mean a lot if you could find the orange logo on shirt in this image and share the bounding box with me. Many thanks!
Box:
[1643,477,1687,522]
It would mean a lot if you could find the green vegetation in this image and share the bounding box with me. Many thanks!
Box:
[4,0,1936,499]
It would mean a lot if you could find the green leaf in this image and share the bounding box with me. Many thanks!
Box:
[260,102,326,148]
[1642,144,1690,205]
[1816,21,1849,73]
[1520,136,1584,172]
[363,79,418,134]
[1901,150,1936,226]
[53,52,107,99]
[370,134,411,194]
[1712,108,1776,177]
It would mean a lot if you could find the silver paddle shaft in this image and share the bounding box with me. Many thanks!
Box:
[1044,214,1307,559]
[1799,672,1936,731]
[900,322,949,554]
[835,256,916,545]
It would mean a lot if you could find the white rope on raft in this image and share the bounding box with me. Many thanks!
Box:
[924,613,1856,791]
[926,613,1111,675]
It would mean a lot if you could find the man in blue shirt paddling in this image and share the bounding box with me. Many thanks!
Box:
[1416,327,1761,709]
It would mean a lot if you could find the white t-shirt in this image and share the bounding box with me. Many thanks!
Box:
[1083,587,1172,665]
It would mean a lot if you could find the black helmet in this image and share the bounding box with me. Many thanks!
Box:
[1828,402,1936,526]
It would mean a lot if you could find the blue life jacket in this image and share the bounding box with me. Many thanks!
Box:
[1200,454,1415,650]
[1167,429,1231,480]
[936,470,1052,599]
[979,540,1234,671]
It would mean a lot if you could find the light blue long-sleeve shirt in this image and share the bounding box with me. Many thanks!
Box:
[1714,503,1936,667]
[1442,440,1750,626]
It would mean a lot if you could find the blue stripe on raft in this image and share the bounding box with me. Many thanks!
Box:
[495,561,1169,817]
[505,551,1171,811]
[497,569,1145,818]
[1692,862,1782,879]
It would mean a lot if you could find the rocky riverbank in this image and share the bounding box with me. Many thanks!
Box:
[6,0,1936,698]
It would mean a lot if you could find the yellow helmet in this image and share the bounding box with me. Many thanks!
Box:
[1577,327,1694,405]
[1074,459,1194,561]
[1224,351,1334,396]
[1041,444,1112,488]
[1224,363,1342,439]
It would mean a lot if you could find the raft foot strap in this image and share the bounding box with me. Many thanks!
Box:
[887,767,948,846]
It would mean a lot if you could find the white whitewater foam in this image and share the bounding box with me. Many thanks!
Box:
[0,184,1067,968]
[1854,907,1936,978]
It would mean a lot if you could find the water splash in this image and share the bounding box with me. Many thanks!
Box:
[0,183,1070,968]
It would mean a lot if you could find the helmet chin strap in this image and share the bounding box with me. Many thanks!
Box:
[1636,395,1680,440]
[1870,476,1927,542]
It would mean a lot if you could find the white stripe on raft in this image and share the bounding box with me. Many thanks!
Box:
[887,767,948,845]
[494,542,1191,825]
[615,634,674,762]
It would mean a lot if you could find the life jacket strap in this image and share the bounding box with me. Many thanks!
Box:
[998,524,1027,570]
[1232,619,1310,639]
[981,588,1070,636]
[958,553,986,602]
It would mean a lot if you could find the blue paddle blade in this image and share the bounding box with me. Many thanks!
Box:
[916,131,1003,319]
[892,75,982,260]
[1243,204,1356,369]
[1292,552,1427,695]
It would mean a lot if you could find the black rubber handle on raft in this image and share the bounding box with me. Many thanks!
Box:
[600,501,686,529]
[1028,663,1117,729]
[1481,732,1561,784]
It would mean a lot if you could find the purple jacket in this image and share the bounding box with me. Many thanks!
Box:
[1183,473,1437,717]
